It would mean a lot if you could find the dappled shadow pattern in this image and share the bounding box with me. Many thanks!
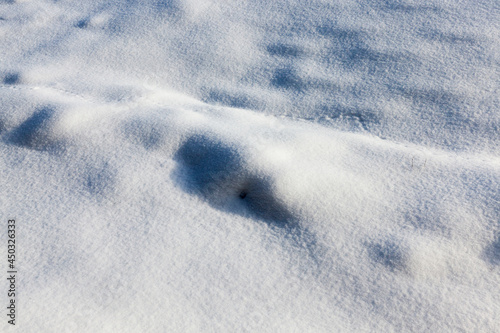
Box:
[368,239,409,273]
[75,18,89,29]
[267,43,302,58]
[155,0,183,19]
[271,67,305,92]
[484,236,500,266]
[121,118,163,150]
[204,90,254,109]
[382,2,441,14]
[7,107,64,151]
[83,163,116,199]
[3,72,20,85]
[317,24,419,75]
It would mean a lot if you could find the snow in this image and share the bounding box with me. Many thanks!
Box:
[1,0,499,331]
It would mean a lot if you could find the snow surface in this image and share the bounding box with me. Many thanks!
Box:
[0,0,499,332]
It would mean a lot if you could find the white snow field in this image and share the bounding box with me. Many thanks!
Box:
[1,0,499,332]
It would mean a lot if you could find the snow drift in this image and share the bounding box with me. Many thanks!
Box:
[0,0,499,332]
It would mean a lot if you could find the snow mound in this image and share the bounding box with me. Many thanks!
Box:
[1,0,499,331]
